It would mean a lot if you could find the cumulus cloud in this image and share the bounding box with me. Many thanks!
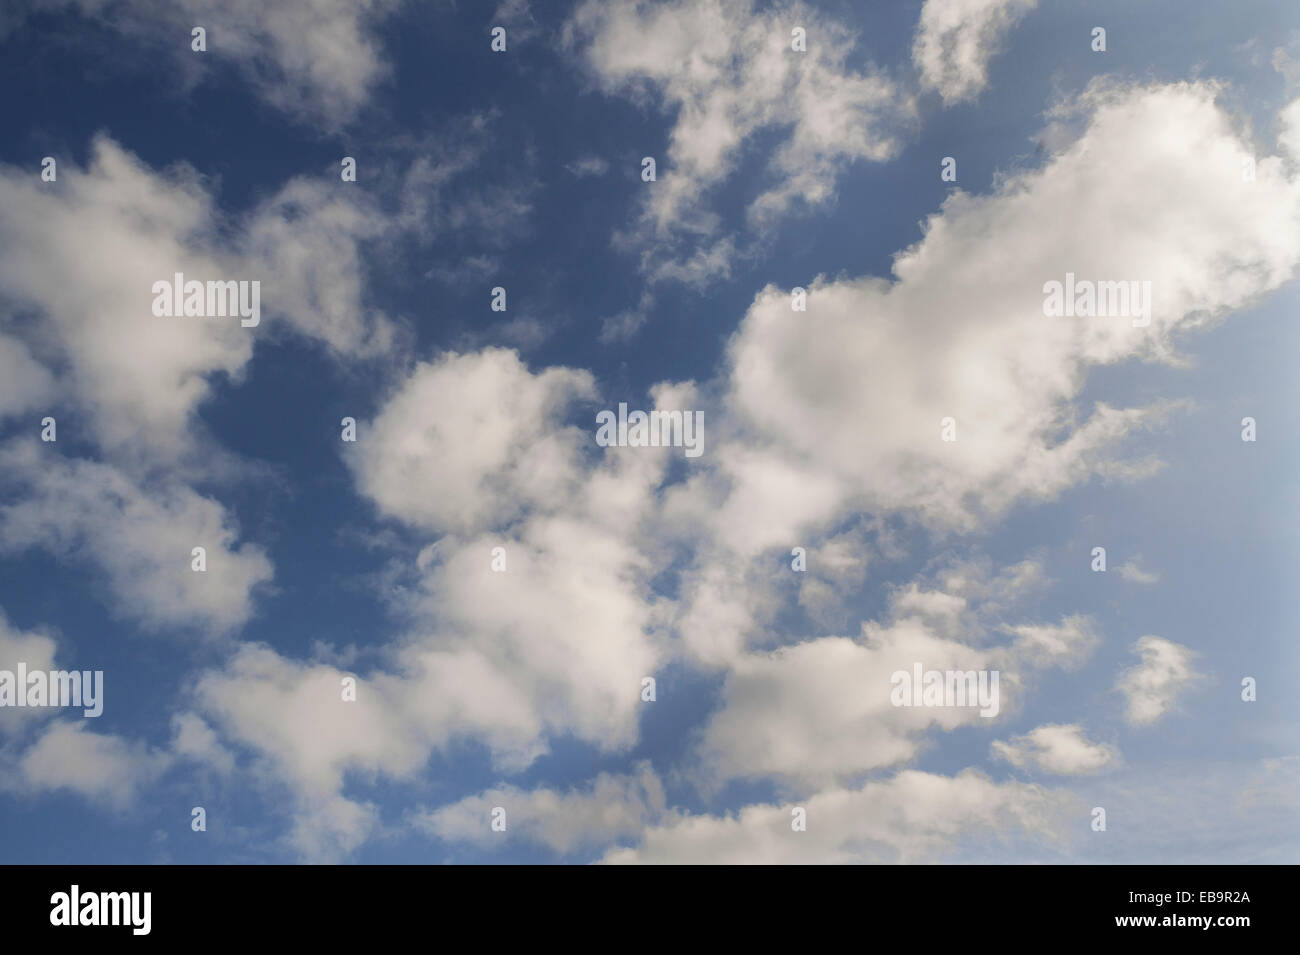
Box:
[566,0,913,282]
[416,763,665,855]
[694,566,1098,790]
[610,68,1300,822]
[602,768,1076,864]
[0,443,273,634]
[1117,636,1203,725]
[992,723,1120,775]
[4,0,1295,870]
[183,351,680,857]
[0,132,433,637]
[170,713,236,776]
[0,617,178,813]
[349,349,596,536]
[697,628,990,790]
[0,136,393,460]
[16,721,170,811]
[0,139,255,457]
[0,611,58,737]
[402,516,669,753]
[718,82,1300,537]
[180,83,1300,860]
[189,645,428,860]
[188,524,668,859]
[242,177,396,356]
[10,78,1287,863]
[913,0,1038,105]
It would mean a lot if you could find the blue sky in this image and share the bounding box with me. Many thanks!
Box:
[0,0,1298,864]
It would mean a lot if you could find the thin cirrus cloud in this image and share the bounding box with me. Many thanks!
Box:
[1117,558,1160,584]
[2,0,403,128]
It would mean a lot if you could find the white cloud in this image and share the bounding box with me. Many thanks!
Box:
[175,83,1300,859]
[696,628,994,790]
[10,0,400,127]
[190,645,428,860]
[0,138,254,458]
[1005,616,1099,667]
[402,517,669,752]
[1117,558,1160,584]
[913,0,1038,105]
[170,713,236,776]
[385,113,539,253]
[565,155,611,178]
[1117,636,1203,725]
[0,616,177,813]
[719,82,1300,537]
[179,0,401,125]
[795,527,872,627]
[694,571,1098,790]
[0,611,58,737]
[0,136,393,460]
[17,721,170,811]
[0,133,428,637]
[242,177,396,356]
[992,723,1120,775]
[0,442,273,634]
[17,73,1290,862]
[567,0,912,282]
[416,763,665,855]
[350,348,596,536]
[188,510,671,856]
[185,351,681,856]
[602,768,1076,864]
